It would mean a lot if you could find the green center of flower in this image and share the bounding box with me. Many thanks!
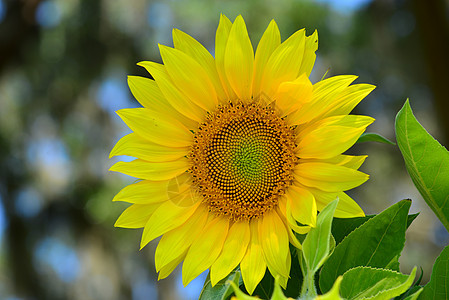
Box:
[190,102,297,221]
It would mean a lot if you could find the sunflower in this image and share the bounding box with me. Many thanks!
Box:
[109,14,375,294]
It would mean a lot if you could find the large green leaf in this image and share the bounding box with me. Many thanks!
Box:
[395,99,449,231]
[339,266,417,300]
[419,245,449,299]
[199,269,241,300]
[357,132,396,145]
[302,199,339,273]
[332,213,418,245]
[319,200,411,293]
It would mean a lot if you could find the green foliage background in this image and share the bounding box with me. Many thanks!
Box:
[0,0,448,299]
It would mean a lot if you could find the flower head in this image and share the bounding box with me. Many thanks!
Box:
[110,14,375,294]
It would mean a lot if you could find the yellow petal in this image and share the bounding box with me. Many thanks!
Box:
[109,133,189,162]
[240,220,267,295]
[140,200,201,249]
[112,179,170,204]
[301,155,367,170]
[335,155,367,169]
[224,15,254,102]
[275,205,304,249]
[210,221,250,286]
[312,75,358,106]
[289,75,357,125]
[138,61,205,124]
[128,73,198,130]
[285,186,317,227]
[116,108,193,147]
[274,74,313,117]
[294,162,369,192]
[298,115,375,141]
[160,45,218,111]
[260,29,306,100]
[266,248,290,289]
[321,83,376,118]
[158,249,188,280]
[215,14,237,100]
[298,30,318,77]
[334,192,365,218]
[308,187,365,218]
[182,216,229,286]
[277,273,289,290]
[114,203,160,228]
[296,115,374,159]
[316,114,375,128]
[259,210,290,278]
[252,20,281,100]
[109,158,189,181]
[172,28,227,102]
[297,126,367,159]
[128,76,171,111]
[277,198,311,235]
[155,204,209,272]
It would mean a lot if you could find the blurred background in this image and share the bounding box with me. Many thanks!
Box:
[0,0,448,299]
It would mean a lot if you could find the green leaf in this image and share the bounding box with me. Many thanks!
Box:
[319,200,411,293]
[301,199,339,298]
[339,266,417,300]
[302,198,339,273]
[229,280,258,300]
[385,255,401,272]
[271,276,289,300]
[419,245,449,299]
[406,213,420,228]
[332,215,375,244]
[332,213,418,245]
[316,276,343,300]
[357,132,396,145]
[401,286,423,300]
[395,99,449,231]
[396,267,424,300]
[403,288,423,300]
[199,269,241,300]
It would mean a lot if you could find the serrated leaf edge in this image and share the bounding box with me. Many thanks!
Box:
[341,265,417,300]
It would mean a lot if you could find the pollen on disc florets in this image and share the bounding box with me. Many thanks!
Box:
[189,102,297,221]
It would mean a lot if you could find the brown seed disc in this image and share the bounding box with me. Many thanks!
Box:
[189,102,297,221]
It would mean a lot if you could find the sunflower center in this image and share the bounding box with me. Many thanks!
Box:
[189,102,297,221]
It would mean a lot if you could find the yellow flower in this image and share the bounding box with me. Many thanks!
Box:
[110,14,375,294]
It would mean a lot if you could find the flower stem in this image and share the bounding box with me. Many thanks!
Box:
[301,268,317,298]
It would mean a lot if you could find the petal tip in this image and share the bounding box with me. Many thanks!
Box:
[108,150,115,159]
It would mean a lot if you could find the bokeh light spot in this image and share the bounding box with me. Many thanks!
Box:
[35,0,62,28]
[97,76,134,115]
[0,194,6,243]
[35,238,80,283]
[0,0,6,23]
[15,187,43,218]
